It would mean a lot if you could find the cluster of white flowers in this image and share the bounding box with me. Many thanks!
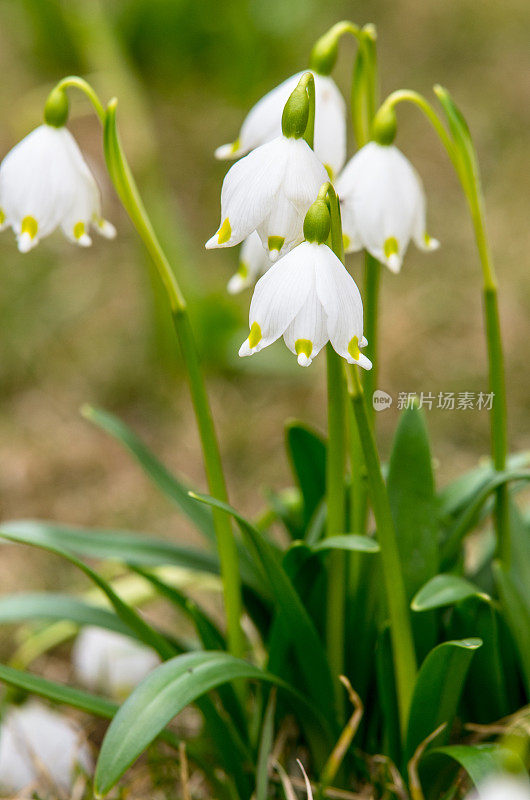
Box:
[209,67,440,367]
[0,92,115,253]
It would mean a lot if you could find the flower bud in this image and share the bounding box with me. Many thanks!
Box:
[43,87,69,128]
[309,30,339,76]
[303,198,331,244]
[281,82,310,139]
[372,103,398,146]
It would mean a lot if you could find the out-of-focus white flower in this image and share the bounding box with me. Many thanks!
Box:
[0,124,116,253]
[72,627,160,699]
[227,231,271,294]
[215,71,346,178]
[239,240,371,369]
[206,136,326,260]
[336,141,439,273]
[0,700,92,793]
[466,775,530,800]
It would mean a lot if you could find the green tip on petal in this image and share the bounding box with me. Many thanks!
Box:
[295,339,313,366]
[21,216,38,239]
[217,217,231,244]
[384,236,399,259]
[268,235,285,255]
[248,321,262,349]
[348,335,361,361]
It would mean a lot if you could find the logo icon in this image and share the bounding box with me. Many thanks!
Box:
[372,390,393,411]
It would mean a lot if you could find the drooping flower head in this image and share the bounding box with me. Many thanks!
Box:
[227,231,271,294]
[215,70,346,179]
[336,141,439,273]
[72,626,160,699]
[0,700,92,793]
[0,87,115,253]
[206,74,328,261]
[239,196,371,369]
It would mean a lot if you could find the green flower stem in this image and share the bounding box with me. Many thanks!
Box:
[349,35,379,539]
[346,366,417,737]
[51,80,244,660]
[381,88,509,564]
[363,253,380,422]
[325,185,348,717]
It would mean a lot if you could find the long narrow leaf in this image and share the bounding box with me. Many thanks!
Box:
[94,651,327,795]
[190,492,335,722]
[405,639,482,760]
[0,593,137,637]
[0,528,175,660]
[82,405,215,543]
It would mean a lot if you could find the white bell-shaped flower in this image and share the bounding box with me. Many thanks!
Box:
[0,124,116,253]
[206,136,327,260]
[336,142,439,273]
[466,775,530,800]
[215,71,346,178]
[227,231,272,294]
[239,240,371,369]
[0,700,92,793]
[72,626,160,699]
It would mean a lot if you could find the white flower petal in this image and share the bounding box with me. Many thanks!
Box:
[314,243,370,368]
[313,74,347,176]
[214,71,346,178]
[207,137,288,249]
[72,627,160,698]
[283,277,329,366]
[336,143,434,272]
[227,231,271,293]
[240,242,313,356]
[466,775,530,800]
[0,124,113,251]
[0,701,92,793]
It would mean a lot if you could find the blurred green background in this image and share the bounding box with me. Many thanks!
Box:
[0,0,529,594]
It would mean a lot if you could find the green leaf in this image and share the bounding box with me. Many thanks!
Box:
[0,520,219,573]
[131,567,248,740]
[285,422,326,528]
[441,470,530,567]
[411,575,490,612]
[493,561,530,695]
[387,406,439,600]
[0,593,138,637]
[428,743,528,787]
[310,534,379,554]
[0,662,117,719]
[190,492,335,721]
[0,527,175,660]
[448,597,512,723]
[256,690,276,800]
[94,651,322,795]
[405,638,482,760]
[82,405,215,542]
[438,452,530,523]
